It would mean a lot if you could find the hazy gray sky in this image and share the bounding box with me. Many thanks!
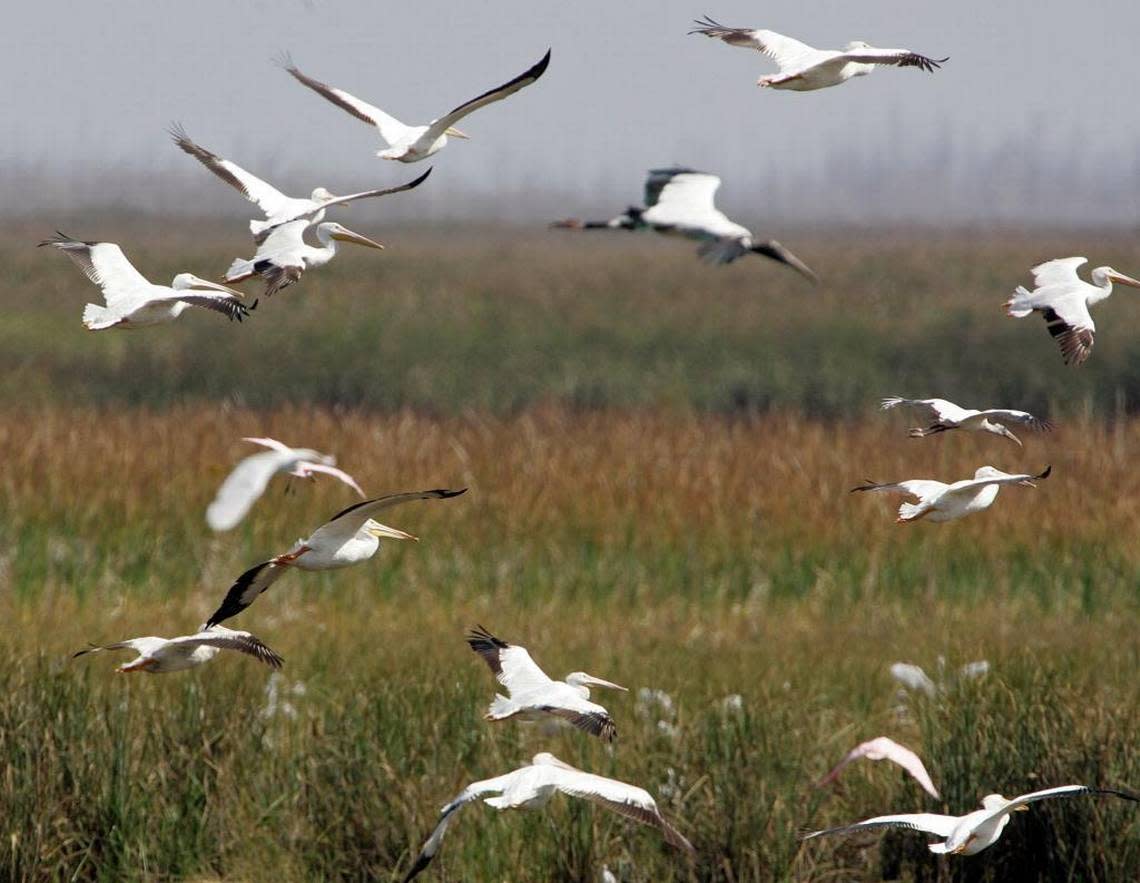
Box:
[4,1,1138,223]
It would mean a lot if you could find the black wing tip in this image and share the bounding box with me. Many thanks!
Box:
[273,50,296,71]
[432,487,468,500]
[1037,465,1052,480]
[401,852,433,883]
[688,14,727,34]
[408,167,433,188]
[532,48,553,77]
[850,480,878,493]
[38,231,75,248]
[466,624,509,651]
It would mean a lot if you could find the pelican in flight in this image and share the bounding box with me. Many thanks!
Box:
[281,49,551,163]
[880,397,1053,447]
[225,219,385,298]
[205,488,466,626]
[40,233,248,329]
[552,168,817,280]
[816,737,939,799]
[804,785,1137,855]
[466,626,626,742]
[403,753,694,881]
[206,437,365,532]
[73,625,282,673]
[1005,258,1140,366]
[172,124,431,241]
[850,465,1050,523]
[690,16,947,91]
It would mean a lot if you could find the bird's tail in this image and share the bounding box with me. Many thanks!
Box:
[82,303,118,330]
[249,218,275,239]
[897,502,928,522]
[880,396,906,410]
[1005,285,1034,318]
[486,694,516,721]
[225,257,256,283]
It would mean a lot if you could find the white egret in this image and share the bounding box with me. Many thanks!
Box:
[403,753,694,881]
[40,233,248,329]
[466,626,627,742]
[850,465,1050,523]
[880,397,1053,446]
[73,625,282,673]
[552,168,817,280]
[206,437,365,532]
[804,785,1137,855]
[690,17,947,91]
[205,488,466,626]
[816,736,939,799]
[171,124,431,241]
[1005,257,1140,366]
[224,219,385,298]
[282,50,551,163]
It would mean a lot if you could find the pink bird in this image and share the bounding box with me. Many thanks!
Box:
[816,736,939,799]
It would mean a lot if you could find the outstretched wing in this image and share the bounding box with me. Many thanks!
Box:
[169,627,284,669]
[312,487,468,545]
[945,466,1051,498]
[280,54,411,146]
[976,409,1053,431]
[151,291,249,322]
[803,811,960,842]
[170,125,292,218]
[1040,297,1095,366]
[300,462,366,498]
[425,49,551,142]
[207,449,301,531]
[542,704,618,742]
[39,234,150,309]
[1030,257,1087,289]
[836,47,948,73]
[880,397,970,423]
[466,626,554,695]
[850,479,946,500]
[205,559,290,627]
[646,168,721,213]
[689,17,818,72]
[975,785,1139,831]
[817,737,939,799]
[315,168,432,213]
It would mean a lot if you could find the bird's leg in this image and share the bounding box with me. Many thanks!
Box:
[272,546,310,566]
[908,427,928,438]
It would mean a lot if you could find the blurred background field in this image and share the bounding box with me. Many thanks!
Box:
[1,227,1138,882]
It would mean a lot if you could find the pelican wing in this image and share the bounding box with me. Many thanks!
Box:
[1030,256,1087,289]
[207,448,307,531]
[312,168,432,213]
[148,291,248,321]
[39,234,150,309]
[945,466,1051,498]
[424,49,551,142]
[281,55,411,146]
[466,626,554,695]
[299,462,366,498]
[974,786,1138,830]
[310,487,467,546]
[850,479,947,500]
[205,559,289,627]
[169,627,284,669]
[836,48,948,73]
[170,125,292,218]
[975,409,1053,431]
[689,18,817,72]
[803,812,960,841]
[547,767,695,854]
[1041,297,1095,366]
[72,637,162,658]
[817,737,939,799]
[542,704,618,742]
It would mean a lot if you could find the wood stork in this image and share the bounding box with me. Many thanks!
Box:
[880,397,1053,447]
[850,466,1051,523]
[281,50,550,163]
[40,233,248,329]
[204,488,466,626]
[552,168,817,281]
[690,17,947,91]
[73,625,282,673]
[1005,258,1140,366]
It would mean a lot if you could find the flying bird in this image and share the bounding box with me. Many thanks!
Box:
[850,465,1051,523]
[206,437,365,532]
[1005,257,1140,366]
[73,625,283,673]
[225,219,385,298]
[552,168,817,280]
[466,626,627,742]
[403,752,694,882]
[880,397,1053,446]
[816,736,939,799]
[803,785,1137,855]
[281,49,551,163]
[40,233,248,329]
[690,17,947,91]
[205,488,467,626]
[171,124,431,241]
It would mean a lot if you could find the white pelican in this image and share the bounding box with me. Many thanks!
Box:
[282,50,551,163]
[552,168,817,280]
[172,124,431,241]
[816,737,939,799]
[689,17,947,91]
[880,397,1053,447]
[73,625,282,673]
[850,465,1050,523]
[205,488,466,626]
[225,219,385,298]
[1005,258,1140,366]
[403,753,694,881]
[206,437,365,533]
[466,626,627,742]
[40,233,248,329]
[803,785,1137,855]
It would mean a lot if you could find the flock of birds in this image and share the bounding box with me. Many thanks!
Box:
[45,13,1138,880]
